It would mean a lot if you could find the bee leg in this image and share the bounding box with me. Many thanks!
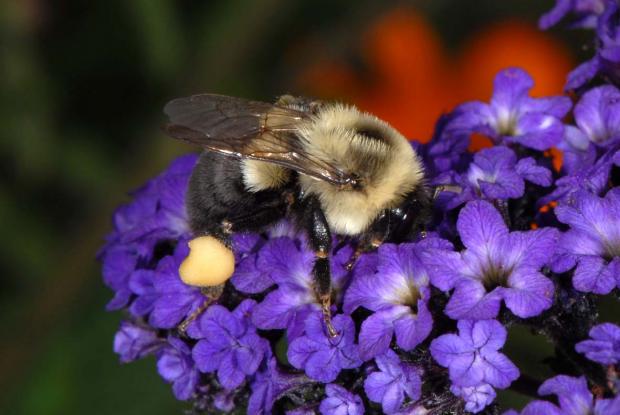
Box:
[302,195,338,338]
[345,209,392,270]
[177,219,235,333]
[315,253,337,338]
[178,284,225,333]
[345,237,383,271]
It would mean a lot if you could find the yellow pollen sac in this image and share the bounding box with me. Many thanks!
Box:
[179,236,235,287]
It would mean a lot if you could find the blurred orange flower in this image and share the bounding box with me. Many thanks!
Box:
[297,7,574,152]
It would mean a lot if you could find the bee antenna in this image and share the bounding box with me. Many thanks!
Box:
[432,184,462,200]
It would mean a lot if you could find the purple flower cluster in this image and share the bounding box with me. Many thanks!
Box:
[100,154,195,311]
[541,0,620,90]
[102,5,620,413]
[191,300,268,389]
[505,375,620,414]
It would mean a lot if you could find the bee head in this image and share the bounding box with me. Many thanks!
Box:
[370,186,432,243]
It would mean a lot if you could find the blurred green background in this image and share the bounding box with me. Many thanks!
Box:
[0,1,611,414]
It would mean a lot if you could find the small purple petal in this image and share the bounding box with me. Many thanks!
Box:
[515,157,553,187]
[539,375,594,414]
[457,201,508,256]
[566,57,600,90]
[445,280,502,320]
[358,308,398,361]
[511,113,564,150]
[517,401,563,415]
[319,384,364,415]
[114,321,161,363]
[576,322,620,364]
[573,256,617,294]
[450,383,496,414]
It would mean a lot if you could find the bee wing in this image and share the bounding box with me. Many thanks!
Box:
[163,94,356,186]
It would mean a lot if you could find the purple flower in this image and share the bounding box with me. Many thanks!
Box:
[422,113,471,177]
[363,350,421,415]
[214,389,236,412]
[319,384,364,415]
[248,357,309,415]
[504,401,563,415]
[450,383,496,414]
[574,85,620,147]
[110,154,195,244]
[565,3,620,90]
[537,375,620,414]
[575,322,620,364]
[390,404,429,415]
[540,149,614,205]
[445,146,552,209]
[252,237,352,339]
[425,200,557,319]
[148,241,207,329]
[597,1,620,63]
[344,240,445,360]
[101,244,140,310]
[287,312,361,383]
[561,85,620,173]
[566,56,603,91]
[430,320,519,389]
[230,232,274,294]
[113,320,162,363]
[559,125,599,175]
[552,189,620,294]
[392,405,430,415]
[100,154,197,309]
[539,0,606,30]
[156,336,199,401]
[128,269,157,317]
[251,238,316,337]
[287,409,316,415]
[445,68,571,151]
[191,299,268,389]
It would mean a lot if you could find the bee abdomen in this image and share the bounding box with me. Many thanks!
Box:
[186,152,286,235]
[241,159,290,192]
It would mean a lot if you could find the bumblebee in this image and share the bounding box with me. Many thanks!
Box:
[163,94,431,336]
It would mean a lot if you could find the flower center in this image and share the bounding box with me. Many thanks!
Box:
[496,109,519,136]
[481,262,513,290]
[602,240,620,261]
[467,165,496,190]
[398,282,421,313]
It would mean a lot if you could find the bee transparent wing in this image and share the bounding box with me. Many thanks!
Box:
[163,94,356,186]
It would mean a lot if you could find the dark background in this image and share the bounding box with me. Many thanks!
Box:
[0,1,607,414]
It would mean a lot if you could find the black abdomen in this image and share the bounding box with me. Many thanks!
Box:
[186,151,287,236]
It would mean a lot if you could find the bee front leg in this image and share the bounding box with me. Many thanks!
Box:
[345,210,391,271]
[303,195,338,338]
